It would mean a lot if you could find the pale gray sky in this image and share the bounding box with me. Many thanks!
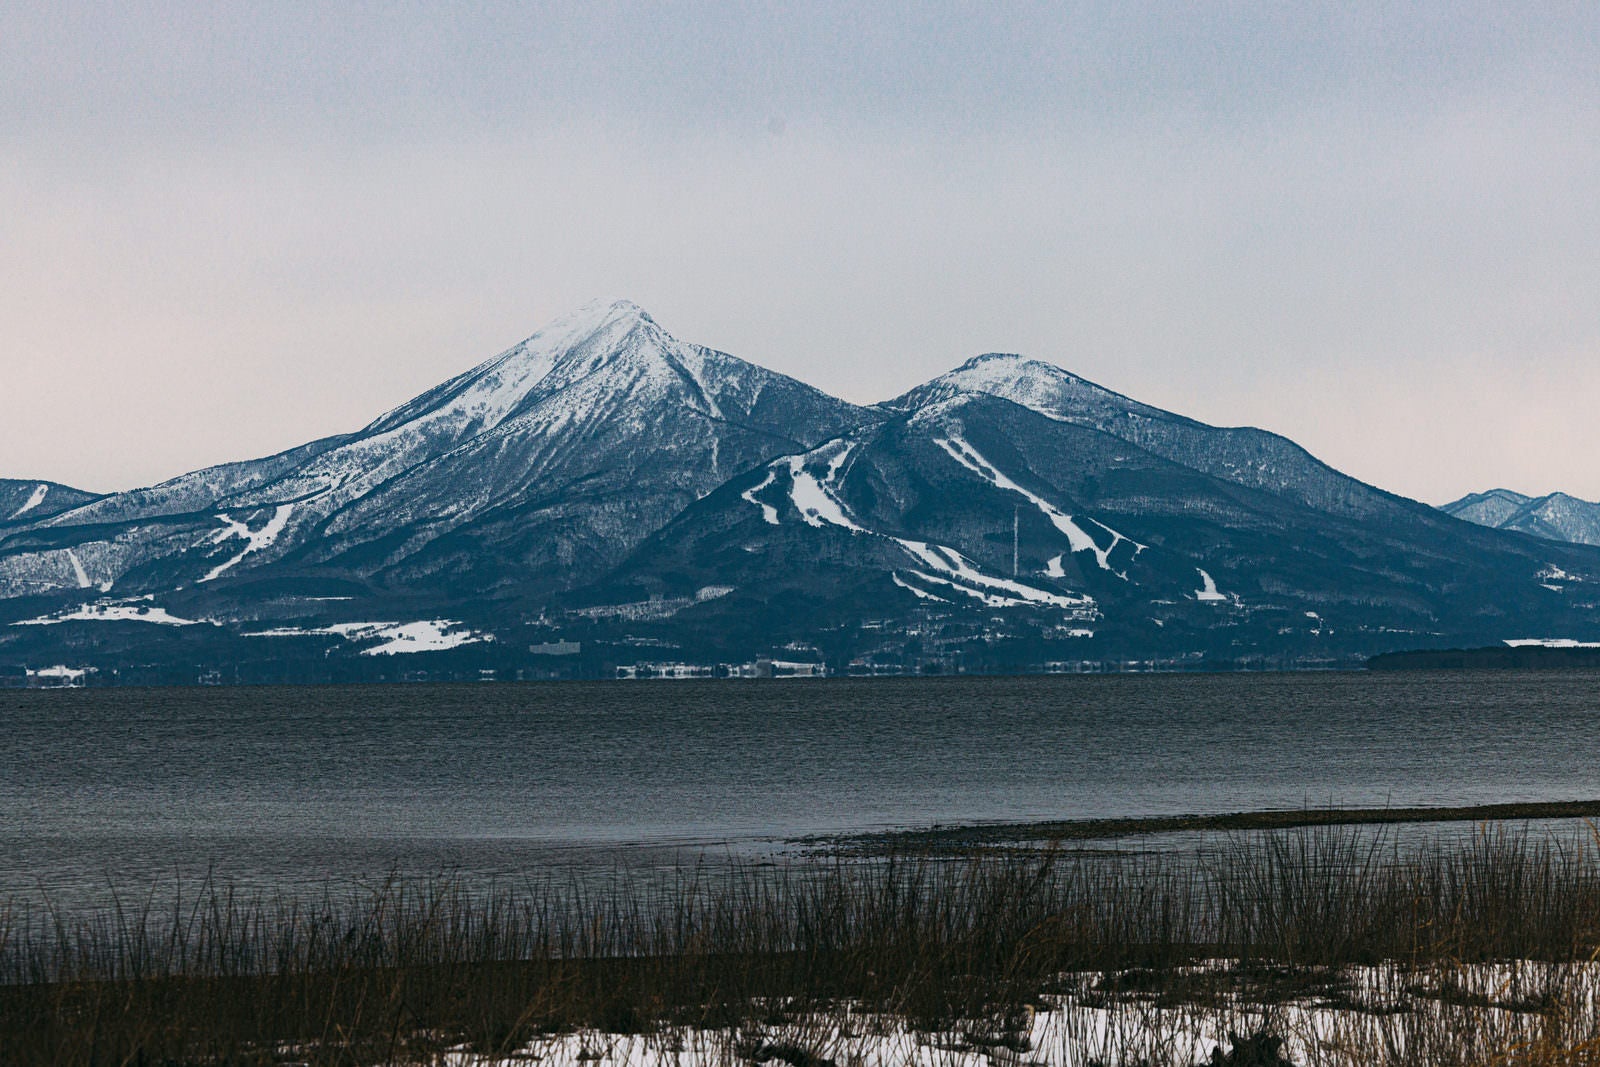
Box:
[3,2,1597,503]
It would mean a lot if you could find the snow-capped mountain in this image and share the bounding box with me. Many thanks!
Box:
[588,361,1600,665]
[892,354,1408,520]
[0,301,866,606]
[4,305,1599,681]
[1442,489,1600,548]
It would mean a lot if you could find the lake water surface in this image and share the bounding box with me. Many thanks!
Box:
[5,671,1598,907]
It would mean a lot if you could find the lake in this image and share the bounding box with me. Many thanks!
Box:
[4,671,1598,909]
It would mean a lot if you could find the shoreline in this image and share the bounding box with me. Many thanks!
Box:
[807,799,1600,853]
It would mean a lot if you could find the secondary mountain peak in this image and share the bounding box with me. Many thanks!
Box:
[1442,488,1600,547]
[891,352,1160,427]
[891,348,1417,523]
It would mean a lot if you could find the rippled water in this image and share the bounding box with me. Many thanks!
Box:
[4,671,1598,906]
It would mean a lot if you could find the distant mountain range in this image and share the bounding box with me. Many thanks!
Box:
[1441,489,1600,548]
[4,301,1598,684]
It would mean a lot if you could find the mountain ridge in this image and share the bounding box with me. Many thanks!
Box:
[1442,489,1600,548]
[4,300,1598,682]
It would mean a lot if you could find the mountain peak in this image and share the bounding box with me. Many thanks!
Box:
[349,300,666,444]
[955,350,1062,370]
[1466,488,1533,506]
[944,352,1090,390]
[1442,487,1600,547]
[565,297,655,328]
[525,299,661,360]
[891,352,1155,426]
[1440,488,1535,525]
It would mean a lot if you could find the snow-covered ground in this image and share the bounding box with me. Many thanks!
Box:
[12,599,205,626]
[356,621,495,656]
[1504,637,1600,648]
[441,960,1600,1067]
[895,540,1093,610]
[24,664,91,683]
[245,618,493,654]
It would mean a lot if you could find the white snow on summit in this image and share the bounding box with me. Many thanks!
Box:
[899,353,1160,427]
[211,301,672,519]
[1443,489,1600,548]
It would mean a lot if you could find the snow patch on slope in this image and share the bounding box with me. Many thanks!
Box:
[65,549,91,589]
[741,469,780,525]
[772,441,1094,612]
[10,484,48,519]
[664,342,728,422]
[785,443,865,531]
[1538,565,1582,583]
[201,504,294,582]
[891,572,949,602]
[358,621,493,655]
[1194,568,1229,602]
[895,541,1091,610]
[933,435,1143,575]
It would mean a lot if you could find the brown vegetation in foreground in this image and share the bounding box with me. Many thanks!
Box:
[4,826,1600,1065]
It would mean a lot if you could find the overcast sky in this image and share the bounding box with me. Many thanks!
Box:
[3,2,1597,503]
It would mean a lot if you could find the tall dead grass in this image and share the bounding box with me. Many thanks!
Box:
[3,825,1600,1065]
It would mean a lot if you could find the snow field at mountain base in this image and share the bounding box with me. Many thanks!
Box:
[245,619,494,654]
[12,599,207,627]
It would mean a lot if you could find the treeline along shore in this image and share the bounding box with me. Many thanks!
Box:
[1368,646,1600,670]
